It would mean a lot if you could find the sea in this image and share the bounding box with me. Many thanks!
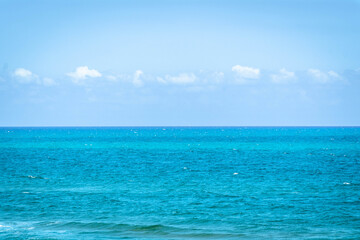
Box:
[1,127,360,239]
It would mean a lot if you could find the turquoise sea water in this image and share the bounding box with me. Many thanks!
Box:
[1,127,360,239]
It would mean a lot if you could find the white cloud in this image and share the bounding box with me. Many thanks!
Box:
[271,68,296,84]
[14,68,33,78]
[133,70,144,87]
[13,68,56,86]
[328,70,340,79]
[106,75,117,81]
[158,73,197,84]
[308,69,342,83]
[213,71,224,83]
[156,76,167,84]
[231,65,260,84]
[232,65,260,79]
[13,68,40,84]
[42,77,56,86]
[67,66,102,84]
[307,69,328,83]
[104,74,132,83]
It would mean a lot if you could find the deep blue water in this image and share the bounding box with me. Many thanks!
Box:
[1,127,360,239]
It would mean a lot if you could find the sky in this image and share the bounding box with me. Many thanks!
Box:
[0,0,360,126]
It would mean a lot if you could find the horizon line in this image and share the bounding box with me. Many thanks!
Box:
[1,125,360,128]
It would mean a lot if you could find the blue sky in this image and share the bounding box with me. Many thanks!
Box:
[0,0,360,126]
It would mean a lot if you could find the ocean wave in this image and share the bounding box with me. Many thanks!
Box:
[33,221,245,239]
[24,175,47,179]
[47,221,186,233]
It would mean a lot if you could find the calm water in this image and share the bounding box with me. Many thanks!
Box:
[1,127,360,239]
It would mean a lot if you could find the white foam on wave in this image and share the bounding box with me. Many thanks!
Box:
[343,182,351,185]
[26,175,47,180]
[233,172,239,175]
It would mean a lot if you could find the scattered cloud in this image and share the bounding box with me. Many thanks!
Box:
[271,68,296,84]
[307,69,342,83]
[156,76,167,84]
[307,69,327,82]
[13,68,56,86]
[212,71,224,83]
[104,74,132,83]
[13,68,38,84]
[328,70,341,79]
[133,70,144,87]
[106,75,117,81]
[8,66,351,89]
[157,73,197,84]
[14,68,33,78]
[232,65,260,79]
[42,77,56,86]
[232,65,260,84]
[67,66,102,84]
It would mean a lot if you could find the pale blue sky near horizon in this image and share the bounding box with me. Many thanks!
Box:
[0,0,360,126]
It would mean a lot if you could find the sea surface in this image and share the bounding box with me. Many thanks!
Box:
[1,127,360,239]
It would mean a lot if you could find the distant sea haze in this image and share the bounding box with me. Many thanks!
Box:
[1,127,360,239]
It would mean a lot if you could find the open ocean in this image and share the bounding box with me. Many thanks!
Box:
[1,127,360,239]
